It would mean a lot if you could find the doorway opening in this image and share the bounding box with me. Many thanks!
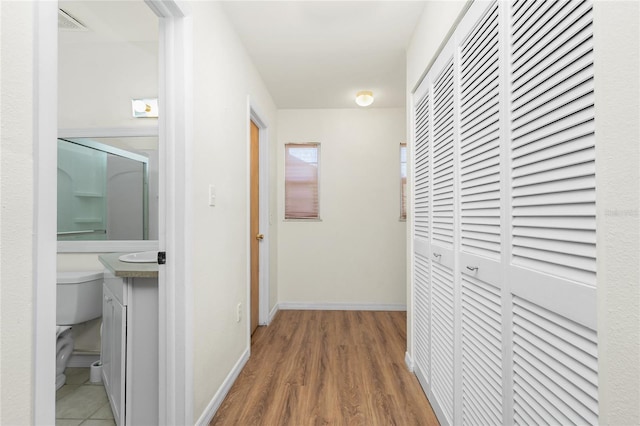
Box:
[35,1,193,424]
[55,2,159,423]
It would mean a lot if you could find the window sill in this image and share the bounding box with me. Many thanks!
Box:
[283,218,323,222]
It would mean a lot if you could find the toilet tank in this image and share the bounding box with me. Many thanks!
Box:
[56,271,104,325]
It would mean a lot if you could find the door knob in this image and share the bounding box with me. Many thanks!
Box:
[256,233,264,241]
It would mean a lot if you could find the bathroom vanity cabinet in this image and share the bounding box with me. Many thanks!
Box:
[99,255,158,426]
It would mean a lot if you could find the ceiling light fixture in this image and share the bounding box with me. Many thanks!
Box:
[355,90,374,107]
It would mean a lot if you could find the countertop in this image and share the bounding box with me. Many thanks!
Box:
[98,253,159,278]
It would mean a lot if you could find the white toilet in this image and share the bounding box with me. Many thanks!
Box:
[56,271,103,390]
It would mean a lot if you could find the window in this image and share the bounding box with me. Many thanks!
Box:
[285,143,320,219]
[400,143,407,220]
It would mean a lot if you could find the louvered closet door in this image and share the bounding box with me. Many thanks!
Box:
[428,40,457,426]
[509,0,598,424]
[456,2,504,425]
[410,1,599,425]
[412,81,432,391]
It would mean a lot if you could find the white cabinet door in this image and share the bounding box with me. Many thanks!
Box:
[102,284,126,426]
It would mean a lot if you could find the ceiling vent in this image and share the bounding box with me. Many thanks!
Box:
[58,9,88,32]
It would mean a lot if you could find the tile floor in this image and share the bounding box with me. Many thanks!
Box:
[56,367,115,426]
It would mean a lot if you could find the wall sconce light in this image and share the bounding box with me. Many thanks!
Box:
[355,90,374,107]
[131,98,158,118]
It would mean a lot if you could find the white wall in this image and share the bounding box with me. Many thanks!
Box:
[406,0,640,423]
[0,1,37,423]
[189,1,278,420]
[58,40,158,129]
[594,2,640,424]
[277,108,407,307]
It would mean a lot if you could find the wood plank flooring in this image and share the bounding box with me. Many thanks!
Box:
[210,310,439,426]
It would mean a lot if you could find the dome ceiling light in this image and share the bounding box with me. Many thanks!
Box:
[355,90,374,107]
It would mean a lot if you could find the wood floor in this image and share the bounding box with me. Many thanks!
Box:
[210,310,439,426]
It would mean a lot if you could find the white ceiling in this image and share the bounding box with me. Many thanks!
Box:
[221,1,426,109]
[58,1,425,109]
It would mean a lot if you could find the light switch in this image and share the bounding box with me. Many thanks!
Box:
[208,184,216,206]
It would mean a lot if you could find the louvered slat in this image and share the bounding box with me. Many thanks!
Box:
[432,60,455,249]
[414,252,431,379]
[510,0,596,286]
[512,296,598,425]
[461,274,503,425]
[431,262,454,423]
[414,93,431,240]
[460,2,501,260]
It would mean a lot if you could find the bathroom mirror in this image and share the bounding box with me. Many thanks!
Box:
[57,132,159,252]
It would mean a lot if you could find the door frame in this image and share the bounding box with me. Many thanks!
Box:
[33,2,58,423]
[33,1,193,424]
[144,1,194,424]
[248,98,271,336]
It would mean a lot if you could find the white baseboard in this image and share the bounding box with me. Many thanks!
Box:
[268,303,279,323]
[277,302,407,311]
[195,348,250,426]
[67,352,100,368]
[405,351,414,372]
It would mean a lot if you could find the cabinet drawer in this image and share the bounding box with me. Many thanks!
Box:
[103,270,127,306]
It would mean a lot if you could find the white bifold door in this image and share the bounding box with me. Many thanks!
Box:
[411,1,598,425]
